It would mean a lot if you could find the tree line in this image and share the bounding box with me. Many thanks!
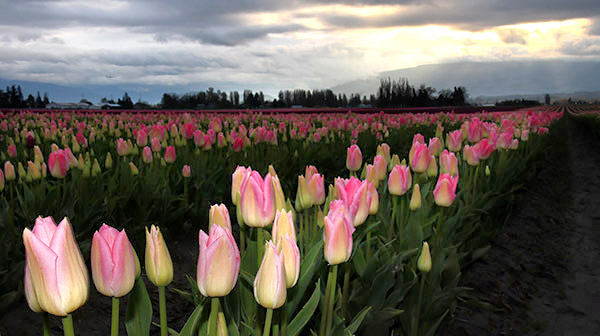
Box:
[0,85,50,108]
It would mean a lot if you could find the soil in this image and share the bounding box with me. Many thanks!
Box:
[2,116,600,336]
[440,117,600,336]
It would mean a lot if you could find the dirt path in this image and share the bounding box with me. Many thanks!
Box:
[441,117,600,335]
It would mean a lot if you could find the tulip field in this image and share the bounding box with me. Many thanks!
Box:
[0,107,562,336]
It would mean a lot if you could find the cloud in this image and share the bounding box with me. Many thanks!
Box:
[589,17,600,35]
[559,38,600,55]
[497,29,528,45]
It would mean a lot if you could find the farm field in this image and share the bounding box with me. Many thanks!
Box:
[0,106,575,335]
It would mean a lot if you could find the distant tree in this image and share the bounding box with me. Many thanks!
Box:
[35,92,44,108]
[118,92,134,109]
[544,94,551,105]
[43,93,50,105]
[26,94,35,108]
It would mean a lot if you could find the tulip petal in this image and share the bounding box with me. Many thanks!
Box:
[110,230,136,297]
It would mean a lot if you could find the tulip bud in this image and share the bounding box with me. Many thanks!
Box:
[388,154,401,171]
[28,161,41,180]
[129,162,139,176]
[428,137,442,156]
[510,139,519,150]
[295,175,312,211]
[22,217,89,316]
[433,174,459,207]
[280,235,300,288]
[417,242,431,273]
[197,224,240,297]
[33,145,44,165]
[409,142,431,173]
[91,224,137,297]
[4,161,15,181]
[254,241,286,309]
[48,150,69,179]
[18,162,27,180]
[446,130,463,152]
[368,182,379,215]
[426,156,438,178]
[240,171,276,227]
[409,184,421,210]
[323,200,354,265]
[365,164,379,188]
[376,143,391,165]
[439,150,459,177]
[116,138,128,156]
[273,209,296,243]
[463,145,480,166]
[485,165,491,176]
[164,146,176,163]
[0,168,4,191]
[142,146,152,164]
[209,204,232,231]
[231,166,251,205]
[182,165,191,178]
[346,144,362,172]
[145,225,173,287]
[307,172,325,206]
[105,152,113,169]
[268,165,286,211]
[335,177,371,227]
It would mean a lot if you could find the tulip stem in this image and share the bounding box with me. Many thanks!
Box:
[158,286,168,336]
[319,268,333,336]
[326,265,338,336]
[280,304,288,336]
[341,262,351,319]
[208,297,219,336]
[413,274,426,336]
[111,297,120,336]
[62,314,74,336]
[390,195,398,236]
[263,308,273,336]
[43,312,51,336]
[257,228,264,268]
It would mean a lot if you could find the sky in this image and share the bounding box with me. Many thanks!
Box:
[0,0,599,97]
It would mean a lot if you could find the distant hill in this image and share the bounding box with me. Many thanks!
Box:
[331,60,600,99]
[473,91,600,105]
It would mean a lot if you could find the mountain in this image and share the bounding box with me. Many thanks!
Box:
[331,60,600,99]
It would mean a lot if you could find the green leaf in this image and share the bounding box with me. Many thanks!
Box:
[288,239,323,315]
[345,306,372,334]
[126,277,153,336]
[287,279,321,336]
[177,303,204,336]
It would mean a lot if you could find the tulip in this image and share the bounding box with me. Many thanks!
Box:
[280,235,300,288]
[409,142,431,173]
[417,242,431,273]
[446,130,463,152]
[335,177,372,227]
[295,175,312,211]
[116,138,128,156]
[485,165,491,176]
[307,171,325,205]
[376,143,391,165]
[27,161,41,180]
[233,137,244,152]
[409,184,421,210]
[365,164,379,188]
[151,137,162,152]
[388,154,401,171]
[412,133,425,144]
[521,130,529,141]
[22,216,89,316]
[209,204,232,231]
[323,200,354,265]
[142,146,153,164]
[463,145,480,166]
[439,150,459,176]
[426,156,438,178]
[368,182,379,215]
[268,165,287,211]
[182,165,191,178]
[144,225,173,287]
[105,152,113,169]
[129,162,139,176]
[92,159,101,176]
[34,145,44,165]
[164,146,176,163]
[346,144,362,172]
[428,137,442,156]
[474,139,495,160]
[467,118,483,143]
[197,224,240,297]
[510,139,519,150]
[240,170,275,227]
[231,166,251,205]
[433,174,459,207]
[0,168,3,191]
[388,165,412,196]
[495,132,512,150]
[4,161,15,181]
[136,129,148,147]
[7,143,17,158]
[272,209,296,243]
[254,240,286,309]
[91,224,136,297]
[48,150,69,178]
[373,155,387,180]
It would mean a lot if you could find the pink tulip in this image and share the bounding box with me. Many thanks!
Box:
[209,204,232,231]
[280,235,300,288]
[136,129,148,147]
[521,130,529,141]
[335,177,372,227]
[182,123,195,139]
[91,224,136,298]
[346,144,362,172]
[182,165,191,178]
[365,164,379,188]
[428,137,443,156]
[164,146,176,163]
[22,216,89,316]
[48,150,69,179]
[412,133,425,144]
[373,155,387,180]
[197,224,240,297]
[4,161,15,181]
[307,171,325,205]
[388,165,412,196]
[0,168,3,191]
[439,150,459,176]
[368,182,379,215]
[7,144,17,158]
[474,139,495,160]
[142,146,153,164]
[433,174,459,207]
[217,132,226,148]
[272,209,296,243]
[240,170,275,227]
[323,200,355,265]
[376,143,391,164]
[231,166,251,205]
[194,130,205,147]
[510,139,519,150]
[495,132,513,150]
[409,142,431,173]
[446,130,463,152]
[232,137,244,152]
[463,145,480,166]
[151,137,162,152]
[467,118,483,143]
[116,138,129,156]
